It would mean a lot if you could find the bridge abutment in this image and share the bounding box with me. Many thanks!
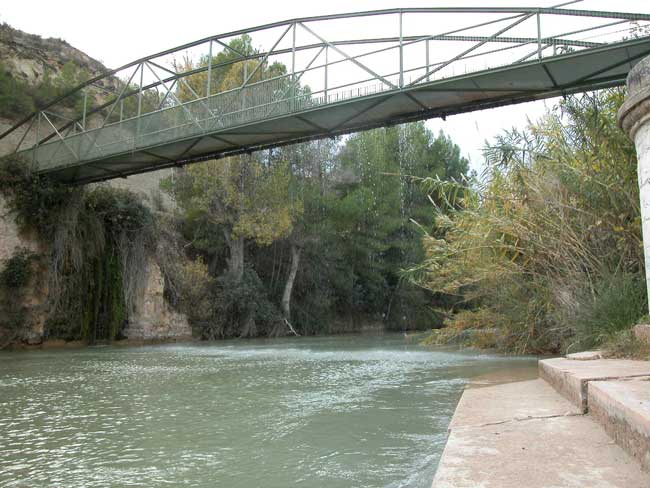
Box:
[619,55,650,312]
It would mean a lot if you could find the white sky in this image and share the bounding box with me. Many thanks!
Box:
[2,0,647,172]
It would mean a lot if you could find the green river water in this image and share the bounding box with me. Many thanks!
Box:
[0,334,536,487]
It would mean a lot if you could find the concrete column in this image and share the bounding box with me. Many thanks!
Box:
[619,56,650,312]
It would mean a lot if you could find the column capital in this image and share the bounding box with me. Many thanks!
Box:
[618,55,650,139]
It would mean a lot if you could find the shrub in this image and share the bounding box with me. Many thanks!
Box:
[570,272,647,352]
[0,63,34,119]
[415,90,644,354]
[0,156,77,238]
[199,267,281,339]
[0,249,34,289]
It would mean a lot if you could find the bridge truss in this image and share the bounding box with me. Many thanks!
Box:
[2,3,650,183]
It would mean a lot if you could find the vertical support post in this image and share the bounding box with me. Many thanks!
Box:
[619,56,650,312]
[120,100,124,122]
[82,90,87,130]
[399,11,404,88]
[292,22,297,109]
[207,40,213,98]
[324,45,329,103]
[537,12,542,60]
[34,112,41,166]
[137,63,144,117]
[242,60,248,110]
[136,63,143,146]
[426,39,430,82]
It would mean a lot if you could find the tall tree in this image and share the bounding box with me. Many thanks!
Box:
[163,155,298,283]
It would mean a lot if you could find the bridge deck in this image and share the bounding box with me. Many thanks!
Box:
[4,6,650,184]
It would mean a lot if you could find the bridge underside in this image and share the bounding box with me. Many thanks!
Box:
[26,37,650,184]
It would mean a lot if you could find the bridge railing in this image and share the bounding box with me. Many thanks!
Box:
[25,71,398,171]
[2,4,650,175]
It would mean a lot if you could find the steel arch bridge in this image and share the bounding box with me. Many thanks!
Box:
[2,4,650,184]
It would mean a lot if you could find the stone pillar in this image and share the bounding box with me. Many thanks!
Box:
[619,56,650,312]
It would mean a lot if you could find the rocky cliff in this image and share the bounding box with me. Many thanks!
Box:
[0,24,190,346]
[0,23,111,86]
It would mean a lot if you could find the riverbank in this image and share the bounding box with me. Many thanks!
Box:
[1,321,425,351]
[2,335,195,351]
[432,354,650,487]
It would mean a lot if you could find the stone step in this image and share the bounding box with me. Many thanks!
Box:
[538,357,650,412]
[565,350,603,360]
[432,379,650,487]
[588,379,650,472]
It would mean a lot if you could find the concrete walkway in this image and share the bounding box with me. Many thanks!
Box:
[432,364,650,487]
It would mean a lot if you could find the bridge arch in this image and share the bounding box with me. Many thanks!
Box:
[1,5,650,184]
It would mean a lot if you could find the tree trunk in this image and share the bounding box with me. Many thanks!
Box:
[281,244,301,320]
[239,309,257,338]
[225,232,245,283]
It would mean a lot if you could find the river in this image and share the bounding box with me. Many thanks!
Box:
[0,334,536,488]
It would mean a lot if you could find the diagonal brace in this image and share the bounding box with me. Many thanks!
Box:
[409,12,534,86]
[299,21,398,90]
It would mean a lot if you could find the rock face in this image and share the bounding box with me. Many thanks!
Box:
[0,24,189,345]
[0,195,48,344]
[126,258,192,341]
[0,23,118,92]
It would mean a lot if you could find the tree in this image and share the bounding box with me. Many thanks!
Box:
[163,155,298,283]
[331,123,469,327]
[268,140,338,332]
[174,35,287,102]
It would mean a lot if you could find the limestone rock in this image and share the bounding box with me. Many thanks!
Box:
[566,350,603,360]
[126,257,191,341]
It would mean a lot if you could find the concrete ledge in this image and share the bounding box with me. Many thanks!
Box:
[539,358,650,412]
[449,379,580,430]
[433,380,650,487]
[589,380,650,472]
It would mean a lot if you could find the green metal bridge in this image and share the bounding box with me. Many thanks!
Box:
[2,3,650,184]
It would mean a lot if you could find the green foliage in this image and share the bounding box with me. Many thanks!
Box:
[0,249,34,289]
[571,273,647,352]
[86,186,154,237]
[202,267,281,339]
[322,123,468,326]
[0,60,91,123]
[0,156,77,237]
[415,89,645,354]
[0,158,153,342]
[175,35,289,102]
[0,63,34,118]
[31,61,88,110]
[0,248,36,345]
[165,120,468,337]
[600,329,650,360]
[163,157,295,244]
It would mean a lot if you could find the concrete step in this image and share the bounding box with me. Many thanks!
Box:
[538,357,650,412]
[432,379,650,487]
[589,379,650,472]
[448,378,581,430]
